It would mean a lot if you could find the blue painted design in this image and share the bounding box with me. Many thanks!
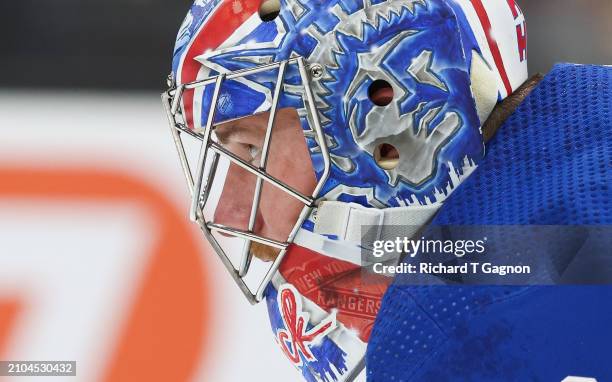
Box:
[173,0,485,213]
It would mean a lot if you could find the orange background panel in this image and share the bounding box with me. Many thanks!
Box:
[0,300,21,359]
[0,168,211,382]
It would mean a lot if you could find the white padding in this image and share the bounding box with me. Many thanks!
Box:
[470,50,500,124]
[314,201,441,244]
[561,377,598,382]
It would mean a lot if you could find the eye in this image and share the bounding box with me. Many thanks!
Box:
[248,145,261,162]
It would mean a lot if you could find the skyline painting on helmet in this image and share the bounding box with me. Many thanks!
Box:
[172,0,527,212]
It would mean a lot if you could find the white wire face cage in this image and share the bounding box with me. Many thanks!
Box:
[161,57,331,304]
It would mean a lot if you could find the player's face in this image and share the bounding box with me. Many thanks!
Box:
[212,108,316,261]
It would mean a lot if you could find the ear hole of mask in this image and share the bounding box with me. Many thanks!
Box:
[368,79,394,106]
[374,143,400,170]
[259,0,280,22]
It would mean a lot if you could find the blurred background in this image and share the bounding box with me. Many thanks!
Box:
[0,1,610,381]
[1,0,611,91]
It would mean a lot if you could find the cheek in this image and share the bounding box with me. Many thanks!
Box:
[259,122,317,240]
[267,117,317,195]
[213,164,258,230]
[259,185,302,239]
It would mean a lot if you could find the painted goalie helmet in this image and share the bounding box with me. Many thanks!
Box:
[164,0,527,379]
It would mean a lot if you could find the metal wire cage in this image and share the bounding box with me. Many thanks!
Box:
[161,57,331,304]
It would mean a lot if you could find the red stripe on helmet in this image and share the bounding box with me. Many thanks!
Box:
[470,0,513,96]
[179,0,259,129]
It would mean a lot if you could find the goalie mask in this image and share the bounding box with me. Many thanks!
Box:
[163,0,527,380]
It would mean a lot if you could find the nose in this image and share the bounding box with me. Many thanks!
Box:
[213,163,264,233]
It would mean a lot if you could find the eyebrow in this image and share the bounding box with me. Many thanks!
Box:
[213,117,265,145]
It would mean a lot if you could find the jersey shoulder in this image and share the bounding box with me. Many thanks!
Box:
[435,63,612,225]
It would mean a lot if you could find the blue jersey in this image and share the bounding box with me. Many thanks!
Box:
[366,63,612,381]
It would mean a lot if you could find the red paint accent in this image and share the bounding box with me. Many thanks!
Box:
[506,0,520,19]
[507,0,527,62]
[279,245,392,342]
[180,0,259,128]
[277,286,334,365]
[470,0,513,96]
[516,22,527,62]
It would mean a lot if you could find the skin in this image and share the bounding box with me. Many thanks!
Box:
[213,107,316,261]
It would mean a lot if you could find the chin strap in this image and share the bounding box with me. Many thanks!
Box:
[313,201,441,245]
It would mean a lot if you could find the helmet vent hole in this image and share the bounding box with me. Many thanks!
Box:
[259,0,281,22]
[374,143,400,170]
[368,80,394,106]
